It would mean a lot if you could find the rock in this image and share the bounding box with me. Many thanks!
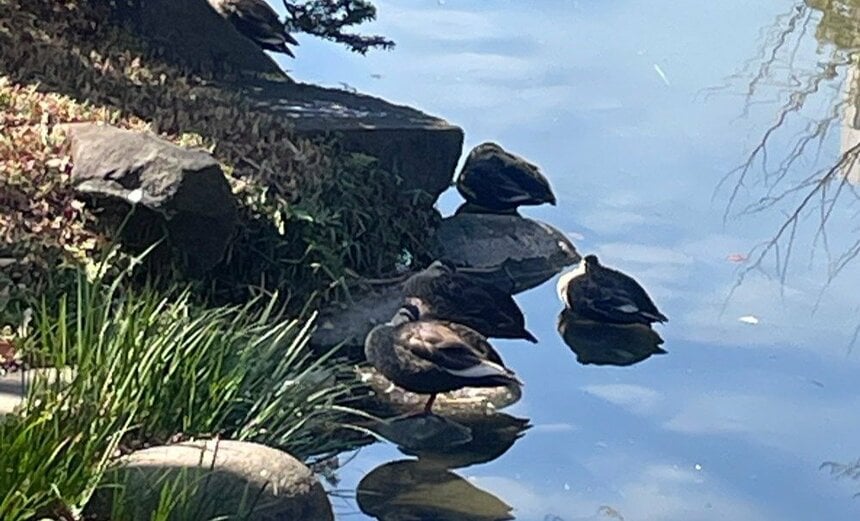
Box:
[357,366,521,416]
[312,214,578,353]
[311,281,405,357]
[112,0,285,78]
[107,1,463,201]
[240,80,464,201]
[68,123,237,274]
[0,367,76,416]
[432,213,580,294]
[357,460,514,521]
[87,439,333,521]
[557,309,667,367]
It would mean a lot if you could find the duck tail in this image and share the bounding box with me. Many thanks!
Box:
[523,329,539,343]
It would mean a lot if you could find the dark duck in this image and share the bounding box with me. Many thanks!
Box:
[557,254,668,326]
[208,0,299,57]
[364,305,522,415]
[402,260,538,343]
[455,142,556,215]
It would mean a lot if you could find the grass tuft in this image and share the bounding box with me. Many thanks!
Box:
[0,272,363,520]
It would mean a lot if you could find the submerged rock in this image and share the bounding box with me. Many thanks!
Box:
[432,213,580,294]
[87,439,333,521]
[370,414,474,452]
[557,309,667,366]
[357,366,521,415]
[357,460,514,521]
[67,123,237,275]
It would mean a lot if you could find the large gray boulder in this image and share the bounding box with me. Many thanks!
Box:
[433,213,580,294]
[68,123,237,274]
[87,439,333,521]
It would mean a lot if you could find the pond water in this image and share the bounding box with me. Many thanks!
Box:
[281,1,860,520]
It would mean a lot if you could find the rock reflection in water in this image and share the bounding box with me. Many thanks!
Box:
[557,309,666,366]
[357,459,514,521]
[372,412,530,469]
[371,413,474,452]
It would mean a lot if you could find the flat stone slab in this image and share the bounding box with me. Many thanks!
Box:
[357,366,521,416]
[238,79,464,201]
[433,214,580,294]
[88,439,333,521]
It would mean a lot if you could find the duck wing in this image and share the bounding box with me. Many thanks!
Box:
[422,274,536,342]
[400,322,516,381]
[586,269,667,324]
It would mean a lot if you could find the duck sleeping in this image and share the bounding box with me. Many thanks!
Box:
[402,260,538,343]
[364,305,522,415]
[557,254,668,326]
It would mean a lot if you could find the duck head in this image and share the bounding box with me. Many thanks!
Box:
[426,259,457,274]
[584,254,600,270]
[390,303,421,326]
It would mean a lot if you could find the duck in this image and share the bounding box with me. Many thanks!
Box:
[208,0,299,57]
[402,260,538,343]
[364,304,522,415]
[455,142,556,214]
[556,254,668,326]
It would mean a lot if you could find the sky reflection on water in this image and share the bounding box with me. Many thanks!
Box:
[279,1,860,519]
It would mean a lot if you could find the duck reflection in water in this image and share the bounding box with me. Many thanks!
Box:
[357,459,515,521]
[557,308,666,366]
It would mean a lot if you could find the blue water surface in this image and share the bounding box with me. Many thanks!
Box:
[278,2,860,519]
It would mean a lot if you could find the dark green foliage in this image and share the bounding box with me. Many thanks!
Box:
[284,0,395,54]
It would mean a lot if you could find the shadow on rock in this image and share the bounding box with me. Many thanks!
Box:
[557,309,666,367]
[369,412,531,469]
[357,459,514,521]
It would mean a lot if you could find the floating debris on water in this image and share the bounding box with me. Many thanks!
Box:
[653,63,671,86]
[738,315,760,325]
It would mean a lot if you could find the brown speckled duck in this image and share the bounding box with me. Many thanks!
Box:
[456,142,556,215]
[208,0,299,57]
[557,254,668,326]
[364,304,522,414]
[403,260,537,343]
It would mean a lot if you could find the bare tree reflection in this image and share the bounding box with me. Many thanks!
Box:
[711,0,860,291]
